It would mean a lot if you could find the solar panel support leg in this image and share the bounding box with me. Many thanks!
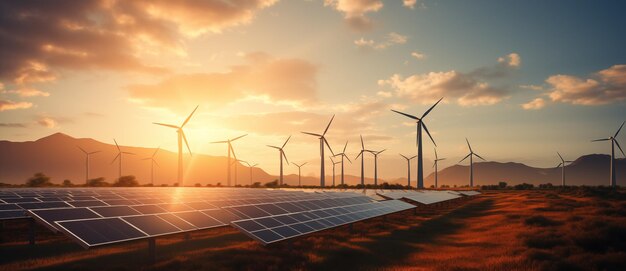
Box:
[349,223,354,233]
[184,232,191,241]
[148,237,156,264]
[413,207,417,215]
[29,218,36,246]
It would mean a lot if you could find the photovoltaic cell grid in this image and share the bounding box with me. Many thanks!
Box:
[458,191,481,196]
[0,187,405,248]
[231,199,415,244]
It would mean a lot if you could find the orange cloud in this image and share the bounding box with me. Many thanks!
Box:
[324,0,383,31]
[545,65,626,105]
[0,100,33,111]
[128,53,318,111]
[521,98,546,110]
[0,0,276,85]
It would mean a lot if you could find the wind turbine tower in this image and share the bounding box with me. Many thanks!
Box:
[459,138,485,187]
[267,135,290,186]
[592,121,625,187]
[302,115,335,187]
[78,146,100,185]
[211,134,247,186]
[399,153,416,188]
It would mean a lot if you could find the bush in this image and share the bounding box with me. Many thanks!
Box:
[26,173,53,187]
[113,175,139,187]
[264,180,279,188]
[87,177,109,187]
[62,179,73,187]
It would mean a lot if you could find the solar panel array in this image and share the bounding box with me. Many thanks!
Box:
[458,191,481,196]
[0,188,419,247]
[232,199,414,244]
[378,190,463,205]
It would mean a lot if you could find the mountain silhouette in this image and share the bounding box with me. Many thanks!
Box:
[425,154,625,187]
[0,133,623,186]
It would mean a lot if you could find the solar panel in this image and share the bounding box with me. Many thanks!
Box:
[458,191,481,196]
[378,190,462,205]
[231,200,415,245]
[57,217,147,248]
[29,207,101,231]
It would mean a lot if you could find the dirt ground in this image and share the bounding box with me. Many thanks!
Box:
[1,189,625,271]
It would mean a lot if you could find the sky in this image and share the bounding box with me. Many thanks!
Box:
[1,0,625,180]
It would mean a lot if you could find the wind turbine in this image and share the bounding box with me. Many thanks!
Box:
[332,141,352,186]
[592,121,625,187]
[292,162,308,187]
[458,138,485,187]
[242,161,258,185]
[111,139,135,180]
[391,97,443,189]
[367,149,386,186]
[355,135,372,186]
[301,115,335,187]
[153,105,198,186]
[211,134,247,186]
[77,146,100,185]
[232,158,245,186]
[267,135,290,186]
[399,153,416,188]
[142,147,160,186]
[329,156,340,187]
[555,152,573,187]
[433,148,446,188]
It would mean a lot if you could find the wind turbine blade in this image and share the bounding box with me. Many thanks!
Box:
[557,152,564,162]
[438,158,446,161]
[122,152,135,155]
[153,122,179,129]
[555,162,562,169]
[615,121,625,138]
[111,153,120,164]
[267,145,281,150]
[474,153,486,161]
[323,114,335,136]
[142,158,151,160]
[459,153,471,163]
[182,132,192,156]
[113,139,121,152]
[434,148,438,160]
[281,135,291,148]
[181,105,199,127]
[252,164,258,167]
[355,151,363,159]
[153,147,160,157]
[89,151,101,155]
[154,160,160,168]
[231,134,247,142]
[77,146,87,154]
[329,156,335,163]
[592,138,610,142]
[399,153,408,160]
[302,162,307,166]
[390,109,419,120]
[211,140,229,144]
[282,150,289,164]
[615,140,625,157]
[466,138,473,152]
[343,141,348,153]
[422,122,436,147]
[323,137,334,156]
[360,135,365,149]
[344,154,352,163]
[410,155,417,160]
[301,132,322,137]
[377,149,386,154]
[230,145,237,160]
[421,97,444,119]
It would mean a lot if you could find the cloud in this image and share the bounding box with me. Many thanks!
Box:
[324,0,383,31]
[354,32,407,50]
[37,117,57,128]
[0,100,33,111]
[521,98,546,110]
[403,0,417,9]
[520,84,543,91]
[545,64,626,105]
[2,87,50,97]
[0,123,27,128]
[411,51,426,60]
[379,71,509,106]
[127,52,318,111]
[498,53,521,67]
[0,0,277,85]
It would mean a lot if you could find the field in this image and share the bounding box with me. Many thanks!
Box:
[1,189,625,271]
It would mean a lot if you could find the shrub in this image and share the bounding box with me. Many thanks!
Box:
[26,173,53,187]
[87,177,109,187]
[113,175,139,187]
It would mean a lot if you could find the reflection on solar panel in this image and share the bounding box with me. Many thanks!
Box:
[232,200,414,244]
[378,190,463,205]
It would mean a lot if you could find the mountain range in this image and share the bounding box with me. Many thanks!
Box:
[0,133,623,187]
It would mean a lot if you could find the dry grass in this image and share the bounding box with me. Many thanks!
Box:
[1,189,625,271]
